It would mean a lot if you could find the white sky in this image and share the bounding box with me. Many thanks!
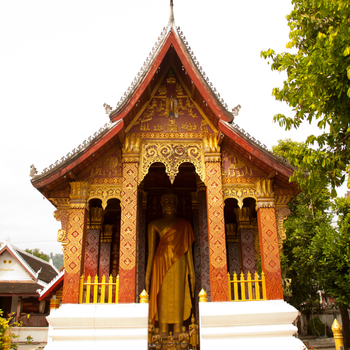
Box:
[0,0,345,255]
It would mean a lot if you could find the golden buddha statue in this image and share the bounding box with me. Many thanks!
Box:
[145,192,195,336]
[189,314,199,350]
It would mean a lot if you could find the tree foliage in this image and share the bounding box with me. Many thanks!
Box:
[25,248,49,262]
[50,252,64,270]
[262,0,350,195]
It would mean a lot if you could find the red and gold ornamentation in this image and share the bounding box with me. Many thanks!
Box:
[63,208,87,303]
[205,161,229,302]
[257,207,283,300]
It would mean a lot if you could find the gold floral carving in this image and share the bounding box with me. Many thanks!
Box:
[87,185,122,210]
[256,179,275,209]
[87,207,104,230]
[53,206,69,252]
[139,141,205,185]
[222,186,256,209]
[203,134,221,162]
[122,135,141,163]
[275,205,291,251]
[69,181,89,209]
[57,229,68,252]
[50,198,70,208]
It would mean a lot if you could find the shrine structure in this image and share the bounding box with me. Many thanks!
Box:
[30,2,305,350]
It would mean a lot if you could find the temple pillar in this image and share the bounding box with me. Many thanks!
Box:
[198,182,211,300]
[234,207,256,275]
[99,224,112,280]
[119,135,140,303]
[203,135,228,302]
[256,179,283,300]
[84,207,103,279]
[275,196,292,252]
[62,181,89,304]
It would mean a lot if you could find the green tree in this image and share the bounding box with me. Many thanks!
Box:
[274,139,350,346]
[25,248,49,262]
[310,195,350,347]
[50,252,64,270]
[261,0,350,195]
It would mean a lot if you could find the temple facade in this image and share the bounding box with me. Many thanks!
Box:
[30,3,304,350]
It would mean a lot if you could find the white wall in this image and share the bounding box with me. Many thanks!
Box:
[0,251,32,281]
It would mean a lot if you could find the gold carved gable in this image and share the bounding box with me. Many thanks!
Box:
[126,67,216,139]
[222,146,265,185]
[139,140,205,185]
[223,186,257,209]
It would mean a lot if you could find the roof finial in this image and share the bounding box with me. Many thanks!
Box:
[168,0,175,28]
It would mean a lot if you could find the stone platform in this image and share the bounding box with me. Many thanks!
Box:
[199,300,306,350]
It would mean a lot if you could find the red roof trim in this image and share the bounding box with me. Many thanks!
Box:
[219,120,295,179]
[111,31,231,123]
[32,120,124,188]
[38,273,64,301]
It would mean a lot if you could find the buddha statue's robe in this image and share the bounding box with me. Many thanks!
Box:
[149,218,195,323]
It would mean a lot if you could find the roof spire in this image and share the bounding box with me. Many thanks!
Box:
[168,0,175,28]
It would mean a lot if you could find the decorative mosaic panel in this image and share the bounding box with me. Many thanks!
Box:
[198,190,211,300]
[63,208,87,304]
[128,69,214,137]
[240,228,256,274]
[84,229,100,278]
[205,162,228,302]
[257,207,283,299]
[221,147,264,185]
[119,162,138,303]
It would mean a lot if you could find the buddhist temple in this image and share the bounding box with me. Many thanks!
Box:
[30,2,305,349]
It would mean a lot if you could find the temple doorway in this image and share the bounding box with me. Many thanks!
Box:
[138,162,205,332]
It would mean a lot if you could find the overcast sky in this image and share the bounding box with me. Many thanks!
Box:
[1,0,345,255]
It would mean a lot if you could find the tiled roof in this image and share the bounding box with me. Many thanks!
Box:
[38,269,65,301]
[0,281,44,295]
[14,248,58,283]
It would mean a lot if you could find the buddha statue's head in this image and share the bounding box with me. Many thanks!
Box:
[160,191,178,215]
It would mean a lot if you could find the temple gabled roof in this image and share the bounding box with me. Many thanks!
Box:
[30,2,298,196]
[0,242,59,285]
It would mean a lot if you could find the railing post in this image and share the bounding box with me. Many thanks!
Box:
[233,272,238,301]
[261,272,267,300]
[86,275,91,304]
[93,275,98,303]
[254,272,260,300]
[108,275,113,304]
[199,289,207,302]
[240,272,246,301]
[332,319,344,350]
[101,275,106,304]
[115,275,119,304]
[247,272,253,301]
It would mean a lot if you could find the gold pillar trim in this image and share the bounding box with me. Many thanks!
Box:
[203,134,221,162]
[101,224,113,243]
[256,179,275,209]
[50,198,70,208]
[234,207,252,231]
[122,135,141,163]
[252,218,260,263]
[139,140,205,185]
[87,185,122,210]
[223,186,256,209]
[69,181,89,209]
[87,207,104,230]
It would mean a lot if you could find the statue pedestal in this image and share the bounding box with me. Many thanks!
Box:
[199,300,305,350]
[44,303,149,350]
